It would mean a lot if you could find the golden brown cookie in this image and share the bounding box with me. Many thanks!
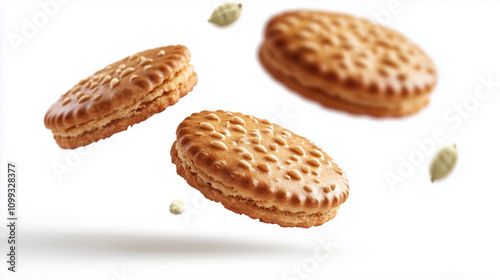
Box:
[259,11,437,117]
[171,110,349,228]
[44,45,197,149]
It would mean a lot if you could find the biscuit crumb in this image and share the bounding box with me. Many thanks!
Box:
[169,200,185,215]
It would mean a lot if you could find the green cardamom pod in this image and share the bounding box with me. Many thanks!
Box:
[208,3,242,27]
[430,144,458,182]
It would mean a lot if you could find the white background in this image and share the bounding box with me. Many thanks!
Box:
[1,0,500,279]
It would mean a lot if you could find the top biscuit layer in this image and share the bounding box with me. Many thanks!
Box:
[44,45,191,132]
[176,110,349,212]
[263,11,437,99]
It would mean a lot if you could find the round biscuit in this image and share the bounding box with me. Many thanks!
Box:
[44,45,197,149]
[260,11,437,117]
[171,110,349,228]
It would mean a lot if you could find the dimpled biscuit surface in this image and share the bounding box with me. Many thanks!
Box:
[260,11,437,117]
[171,110,349,228]
[44,45,197,149]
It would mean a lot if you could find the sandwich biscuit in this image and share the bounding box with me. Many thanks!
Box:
[259,11,437,117]
[171,110,349,228]
[44,45,197,149]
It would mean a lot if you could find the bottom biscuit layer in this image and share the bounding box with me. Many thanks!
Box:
[54,72,197,149]
[259,46,429,117]
[171,142,339,228]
